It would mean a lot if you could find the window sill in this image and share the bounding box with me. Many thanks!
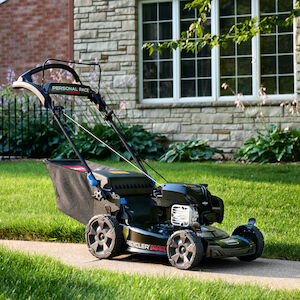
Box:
[136,97,294,109]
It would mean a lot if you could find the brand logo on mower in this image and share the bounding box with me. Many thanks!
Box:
[127,240,150,250]
[51,85,89,94]
[127,240,166,252]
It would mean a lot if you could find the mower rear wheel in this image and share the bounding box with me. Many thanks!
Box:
[167,230,204,270]
[232,225,264,262]
[85,215,124,259]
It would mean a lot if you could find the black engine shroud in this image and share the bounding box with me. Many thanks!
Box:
[156,183,224,225]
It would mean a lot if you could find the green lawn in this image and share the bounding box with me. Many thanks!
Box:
[0,246,299,300]
[0,161,299,260]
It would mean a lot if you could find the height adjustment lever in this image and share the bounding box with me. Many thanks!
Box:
[87,173,106,200]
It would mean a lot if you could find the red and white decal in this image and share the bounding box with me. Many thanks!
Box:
[150,245,166,252]
[66,91,81,95]
[63,165,87,172]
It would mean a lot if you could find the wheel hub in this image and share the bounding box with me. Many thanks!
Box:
[94,224,108,245]
[179,245,186,254]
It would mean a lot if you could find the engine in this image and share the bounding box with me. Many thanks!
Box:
[155,183,224,226]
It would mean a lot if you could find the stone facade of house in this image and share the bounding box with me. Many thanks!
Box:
[74,0,300,154]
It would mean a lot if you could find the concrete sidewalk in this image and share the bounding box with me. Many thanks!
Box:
[1,239,299,291]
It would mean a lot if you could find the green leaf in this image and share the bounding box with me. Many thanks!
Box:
[159,138,223,163]
[292,8,300,17]
[167,153,178,163]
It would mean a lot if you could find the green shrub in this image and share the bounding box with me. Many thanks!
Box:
[160,138,224,163]
[0,81,74,157]
[0,119,68,157]
[52,123,166,161]
[235,125,300,163]
[0,96,165,160]
[1,72,165,160]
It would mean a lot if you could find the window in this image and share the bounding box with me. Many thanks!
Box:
[139,0,295,102]
[219,0,252,96]
[260,0,294,94]
[142,2,174,98]
[180,1,212,97]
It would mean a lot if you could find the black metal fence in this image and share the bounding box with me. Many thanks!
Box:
[0,96,73,158]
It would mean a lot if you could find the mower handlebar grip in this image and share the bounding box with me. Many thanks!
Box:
[12,79,48,107]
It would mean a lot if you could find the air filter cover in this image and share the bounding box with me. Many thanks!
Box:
[171,205,199,227]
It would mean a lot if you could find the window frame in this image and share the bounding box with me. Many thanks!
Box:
[138,0,296,104]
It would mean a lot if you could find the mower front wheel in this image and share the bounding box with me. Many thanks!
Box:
[167,230,204,270]
[85,215,124,259]
[232,225,264,262]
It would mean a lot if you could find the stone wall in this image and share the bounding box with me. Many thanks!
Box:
[74,0,300,154]
[74,0,138,105]
[136,101,300,154]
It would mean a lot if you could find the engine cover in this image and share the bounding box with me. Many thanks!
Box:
[156,183,224,225]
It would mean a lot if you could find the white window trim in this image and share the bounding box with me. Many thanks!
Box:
[138,0,296,104]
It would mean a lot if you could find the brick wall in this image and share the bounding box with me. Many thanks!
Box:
[0,0,73,84]
[74,0,300,154]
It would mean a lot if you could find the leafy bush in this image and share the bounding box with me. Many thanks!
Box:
[0,75,75,157]
[0,115,166,160]
[52,123,166,161]
[160,138,224,163]
[235,125,300,163]
[0,119,68,158]
[1,69,165,160]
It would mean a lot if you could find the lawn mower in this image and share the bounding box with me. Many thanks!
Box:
[13,59,264,270]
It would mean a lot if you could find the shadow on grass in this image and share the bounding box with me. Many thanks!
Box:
[0,161,48,177]
[263,241,300,262]
[156,162,300,185]
[1,161,300,185]
[0,227,85,243]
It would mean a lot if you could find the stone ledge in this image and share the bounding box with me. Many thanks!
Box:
[136,99,286,109]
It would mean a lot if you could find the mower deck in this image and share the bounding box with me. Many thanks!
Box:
[123,224,256,259]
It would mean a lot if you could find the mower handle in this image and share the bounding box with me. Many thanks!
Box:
[13,61,149,176]
[12,63,86,107]
[19,63,82,84]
